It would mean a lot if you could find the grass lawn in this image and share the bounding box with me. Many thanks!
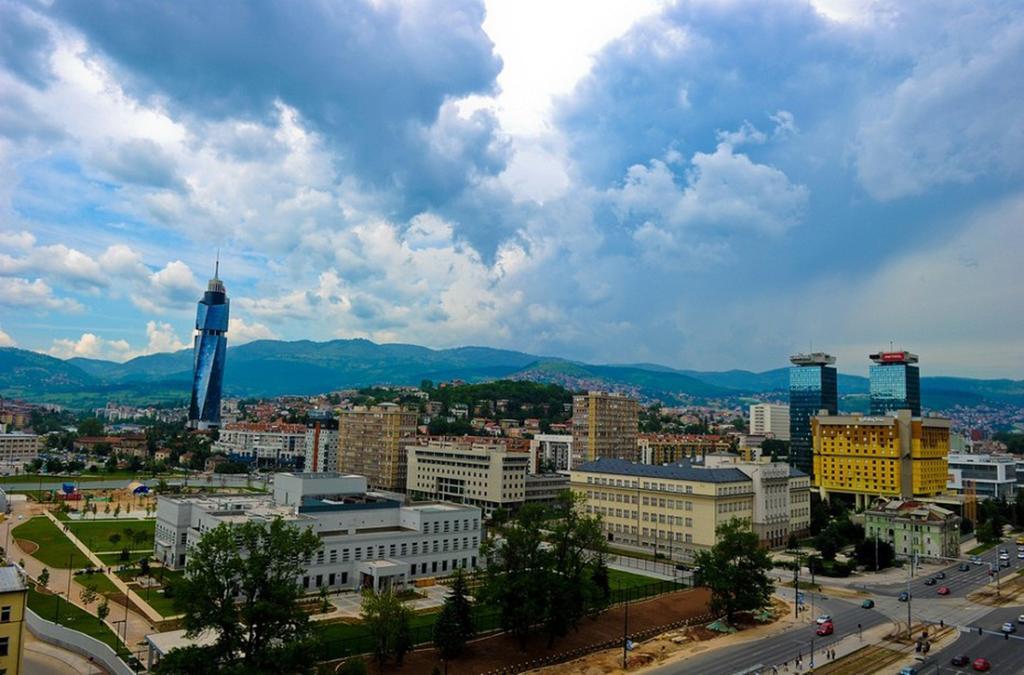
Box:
[66,519,155,553]
[0,472,177,484]
[132,586,180,617]
[11,517,89,569]
[97,551,151,566]
[27,584,130,659]
[75,571,121,598]
[608,568,662,591]
[967,542,997,555]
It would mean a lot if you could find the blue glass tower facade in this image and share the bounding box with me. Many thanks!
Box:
[869,351,920,416]
[789,353,838,478]
[188,266,229,429]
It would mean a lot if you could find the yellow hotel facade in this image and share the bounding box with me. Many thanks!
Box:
[0,567,27,675]
[812,409,950,508]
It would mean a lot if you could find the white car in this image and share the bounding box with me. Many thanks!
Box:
[1018,551,1024,559]
[816,615,832,625]
[999,553,1010,561]
[1018,614,1024,624]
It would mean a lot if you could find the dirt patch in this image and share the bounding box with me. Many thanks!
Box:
[15,539,38,555]
[967,575,1024,606]
[326,588,711,675]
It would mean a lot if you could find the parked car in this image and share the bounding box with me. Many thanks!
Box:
[816,621,834,636]
[1000,560,1010,568]
[1001,622,1016,633]
[972,657,991,672]
[937,586,951,595]
[971,555,983,565]
[816,614,832,625]
[959,562,971,571]
[898,667,919,675]
[1018,614,1024,624]
[861,599,875,609]
[1017,551,1024,559]
[924,577,937,585]
[951,655,969,667]
[999,552,1009,561]
[935,571,946,579]
[898,591,910,602]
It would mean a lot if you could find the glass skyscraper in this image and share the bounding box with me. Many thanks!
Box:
[789,353,838,478]
[188,262,229,429]
[869,351,920,416]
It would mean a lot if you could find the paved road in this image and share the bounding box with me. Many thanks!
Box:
[647,595,890,675]
[916,605,1024,674]
[859,544,1021,601]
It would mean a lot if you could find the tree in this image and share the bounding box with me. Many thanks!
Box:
[139,557,151,578]
[693,519,774,623]
[77,417,104,436]
[108,533,122,547]
[854,538,895,571]
[336,658,368,675]
[814,522,843,561]
[318,585,330,613]
[114,504,121,518]
[433,569,475,662]
[45,457,65,474]
[175,518,321,672]
[362,590,413,670]
[1015,489,1024,528]
[787,532,799,551]
[97,599,110,622]
[38,568,50,589]
[105,455,118,473]
[153,645,222,675]
[79,583,99,606]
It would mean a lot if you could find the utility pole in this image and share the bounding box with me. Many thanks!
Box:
[622,593,630,669]
[906,559,913,640]
[793,554,800,618]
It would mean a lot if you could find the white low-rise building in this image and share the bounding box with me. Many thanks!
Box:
[0,432,40,467]
[530,434,574,472]
[215,422,307,468]
[946,453,1018,501]
[154,472,481,593]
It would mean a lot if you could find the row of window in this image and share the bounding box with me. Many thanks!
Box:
[308,536,481,565]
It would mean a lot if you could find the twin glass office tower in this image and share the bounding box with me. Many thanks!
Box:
[788,353,838,477]
[788,349,921,479]
[188,266,229,430]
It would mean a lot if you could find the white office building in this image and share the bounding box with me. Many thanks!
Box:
[154,473,481,593]
[946,453,1018,500]
[215,423,307,468]
[406,440,530,516]
[530,434,574,472]
[748,404,790,441]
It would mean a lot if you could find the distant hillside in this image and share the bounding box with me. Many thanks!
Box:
[2,340,1023,410]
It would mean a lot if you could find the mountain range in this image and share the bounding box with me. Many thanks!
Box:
[2,340,1023,410]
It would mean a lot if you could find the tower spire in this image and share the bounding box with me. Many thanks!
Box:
[214,249,220,280]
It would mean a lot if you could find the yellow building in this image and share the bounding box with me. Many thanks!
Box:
[570,458,755,562]
[638,434,734,464]
[812,409,950,508]
[0,566,27,675]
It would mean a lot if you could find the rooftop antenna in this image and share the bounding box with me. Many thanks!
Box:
[214,249,220,279]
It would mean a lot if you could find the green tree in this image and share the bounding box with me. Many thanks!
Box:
[854,538,895,571]
[693,519,775,623]
[38,568,49,589]
[108,533,121,546]
[174,518,321,672]
[153,645,222,675]
[786,532,799,550]
[1015,489,1024,528]
[97,599,110,622]
[362,590,413,670]
[433,569,475,662]
[814,522,843,561]
[77,417,104,436]
[79,583,99,607]
[105,455,118,473]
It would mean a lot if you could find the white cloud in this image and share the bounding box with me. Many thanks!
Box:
[0,243,107,288]
[133,260,200,314]
[228,317,277,345]
[141,320,189,354]
[0,325,15,347]
[0,277,81,312]
[48,333,131,360]
[98,244,149,281]
[0,230,35,251]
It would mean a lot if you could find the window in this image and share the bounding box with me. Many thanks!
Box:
[0,606,9,622]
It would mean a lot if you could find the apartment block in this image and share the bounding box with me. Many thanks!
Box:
[639,434,733,465]
[812,410,950,508]
[405,439,530,515]
[154,473,482,590]
[304,419,339,473]
[571,458,755,562]
[337,404,418,492]
[530,434,574,472]
[572,392,639,464]
[749,403,790,441]
[215,422,307,467]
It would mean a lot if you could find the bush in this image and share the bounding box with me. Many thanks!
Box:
[809,557,854,578]
[336,659,368,675]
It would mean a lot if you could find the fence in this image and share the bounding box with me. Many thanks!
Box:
[25,607,136,675]
[318,578,688,662]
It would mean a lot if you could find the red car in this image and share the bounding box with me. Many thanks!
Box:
[816,621,834,636]
[973,657,991,671]
[937,586,951,595]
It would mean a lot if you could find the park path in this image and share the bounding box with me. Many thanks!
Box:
[7,498,160,660]
[42,510,164,624]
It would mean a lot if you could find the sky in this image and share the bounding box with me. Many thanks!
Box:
[0,0,1022,378]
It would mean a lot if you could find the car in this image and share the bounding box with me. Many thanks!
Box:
[816,621,834,636]
[1018,551,1024,559]
[937,586,951,595]
[924,577,937,585]
[898,591,910,602]
[951,655,970,667]
[861,599,875,609]
[898,667,919,675]
[816,615,832,625]
[1001,622,1016,633]
[935,571,946,579]
[999,552,1010,561]
[1000,560,1010,568]
[959,562,971,571]
[1018,613,1024,623]
[971,555,983,565]
[973,657,991,672]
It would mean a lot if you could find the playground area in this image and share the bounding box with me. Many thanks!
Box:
[37,481,157,520]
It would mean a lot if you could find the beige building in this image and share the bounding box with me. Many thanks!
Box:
[0,433,40,467]
[571,458,755,562]
[0,566,27,675]
[405,439,530,515]
[749,403,790,440]
[703,454,811,547]
[572,392,639,464]
[338,404,418,491]
[638,434,734,464]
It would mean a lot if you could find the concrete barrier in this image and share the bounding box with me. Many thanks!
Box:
[25,607,135,675]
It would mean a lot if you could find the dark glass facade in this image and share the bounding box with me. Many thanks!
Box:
[789,365,837,478]
[869,364,920,416]
[189,276,229,429]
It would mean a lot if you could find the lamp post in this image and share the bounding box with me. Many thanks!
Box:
[622,591,630,669]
